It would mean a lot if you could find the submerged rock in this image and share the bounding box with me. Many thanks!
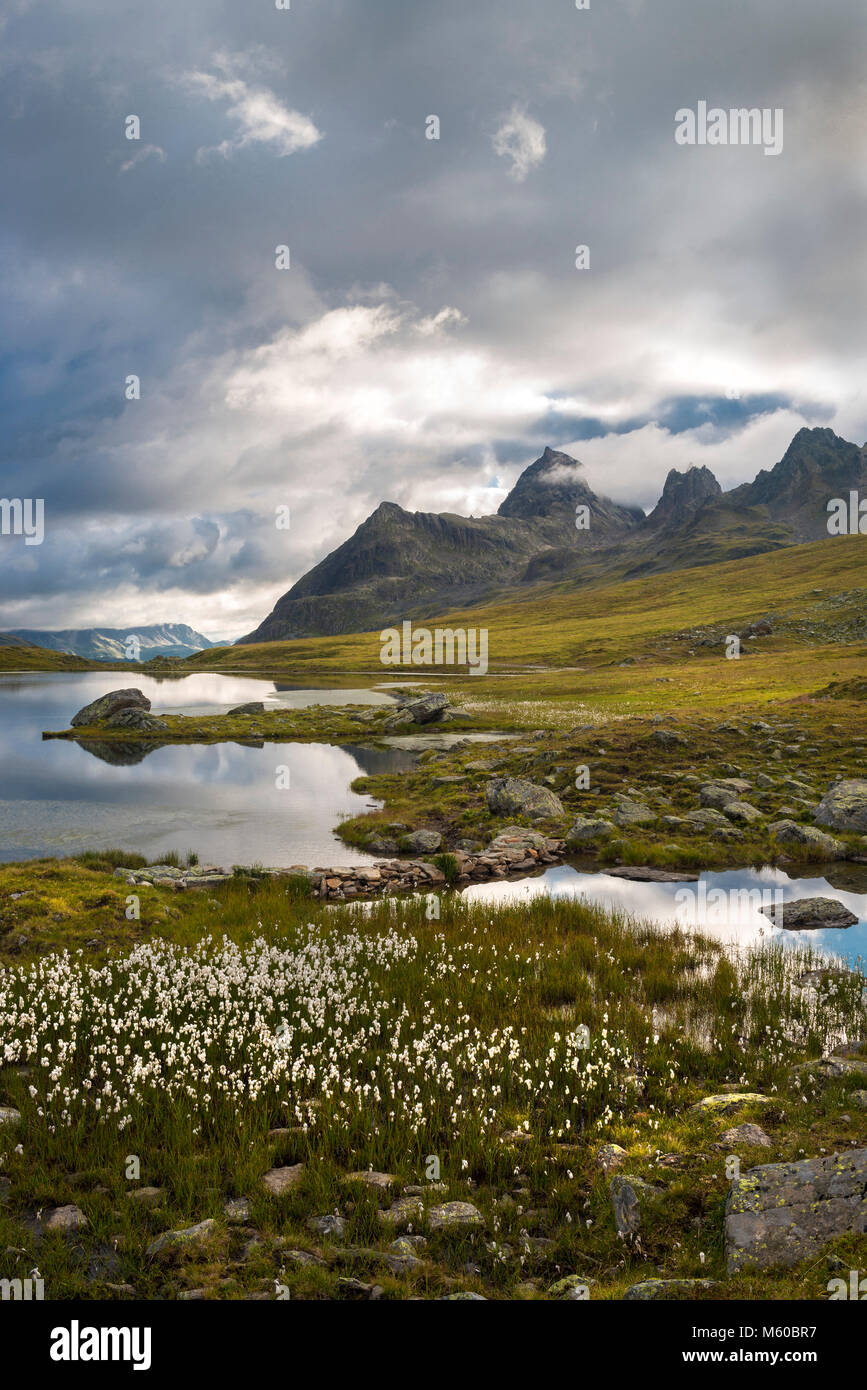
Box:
[760,897,858,931]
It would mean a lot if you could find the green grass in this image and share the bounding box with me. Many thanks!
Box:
[0,861,865,1301]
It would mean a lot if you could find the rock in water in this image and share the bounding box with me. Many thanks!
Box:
[760,897,858,931]
[404,692,449,724]
[104,708,169,731]
[815,779,867,833]
[725,1148,867,1272]
[70,688,150,727]
[486,777,565,821]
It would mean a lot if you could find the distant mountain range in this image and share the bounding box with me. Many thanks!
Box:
[239,426,867,643]
[0,624,217,661]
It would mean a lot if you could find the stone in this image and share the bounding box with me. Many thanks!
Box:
[852,1091,867,1109]
[485,778,565,822]
[126,1186,165,1207]
[223,1197,251,1224]
[71,688,150,727]
[400,829,442,854]
[650,729,687,748]
[815,780,867,834]
[723,800,763,824]
[377,1196,424,1228]
[725,1148,867,1272]
[306,1213,345,1238]
[345,1171,394,1190]
[146,1219,217,1260]
[612,800,654,828]
[596,1143,627,1173]
[718,1123,772,1149]
[227,702,266,716]
[403,692,449,724]
[104,708,170,731]
[699,783,741,810]
[768,820,844,858]
[428,1201,484,1230]
[760,897,858,931]
[0,1106,21,1126]
[549,1274,594,1298]
[609,1176,663,1236]
[262,1163,305,1196]
[690,1093,773,1117]
[565,816,615,845]
[43,1204,88,1233]
[623,1279,720,1300]
[797,1056,867,1081]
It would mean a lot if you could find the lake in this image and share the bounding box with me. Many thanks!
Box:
[3,671,867,965]
[0,671,414,866]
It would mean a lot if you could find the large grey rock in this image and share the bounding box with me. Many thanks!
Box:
[428,1201,484,1230]
[401,829,442,854]
[768,819,844,858]
[725,1148,867,1272]
[612,799,654,828]
[760,897,858,931]
[404,693,449,724]
[0,1106,21,1126]
[485,777,565,822]
[566,816,615,845]
[70,688,150,727]
[227,702,266,716]
[815,780,867,834]
[700,782,741,810]
[104,708,169,731]
[723,800,763,824]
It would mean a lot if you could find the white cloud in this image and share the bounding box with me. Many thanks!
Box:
[182,53,322,161]
[118,143,167,175]
[492,105,546,181]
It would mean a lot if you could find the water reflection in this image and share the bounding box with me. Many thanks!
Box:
[461,864,867,967]
[0,673,413,865]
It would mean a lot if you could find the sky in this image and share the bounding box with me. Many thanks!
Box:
[1,0,866,640]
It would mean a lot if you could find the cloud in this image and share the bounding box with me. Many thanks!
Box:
[118,143,167,175]
[181,52,322,161]
[492,105,546,181]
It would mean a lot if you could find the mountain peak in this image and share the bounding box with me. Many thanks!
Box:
[497,447,591,521]
[646,464,722,527]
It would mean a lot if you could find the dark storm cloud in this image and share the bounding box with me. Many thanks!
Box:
[1,0,865,632]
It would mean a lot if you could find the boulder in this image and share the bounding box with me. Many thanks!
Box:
[815,780,867,834]
[612,799,654,828]
[70,688,150,727]
[760,897,858,931]
[404,693,449,724]
[566,816,616,845]
[699,783,740,810]
[0,1106,21,1126]
[623,1279,720,1301]
[718,1123,772,1150]
[428,1201,484,1230]
[485,777,565,822]
[723,800,763,824]
[690,1093,773,1117]
[725,1148,867,1272]
[400,829,442,854]
[227,702,266,716]
[768,820,844,858]
[104,708,169,731]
